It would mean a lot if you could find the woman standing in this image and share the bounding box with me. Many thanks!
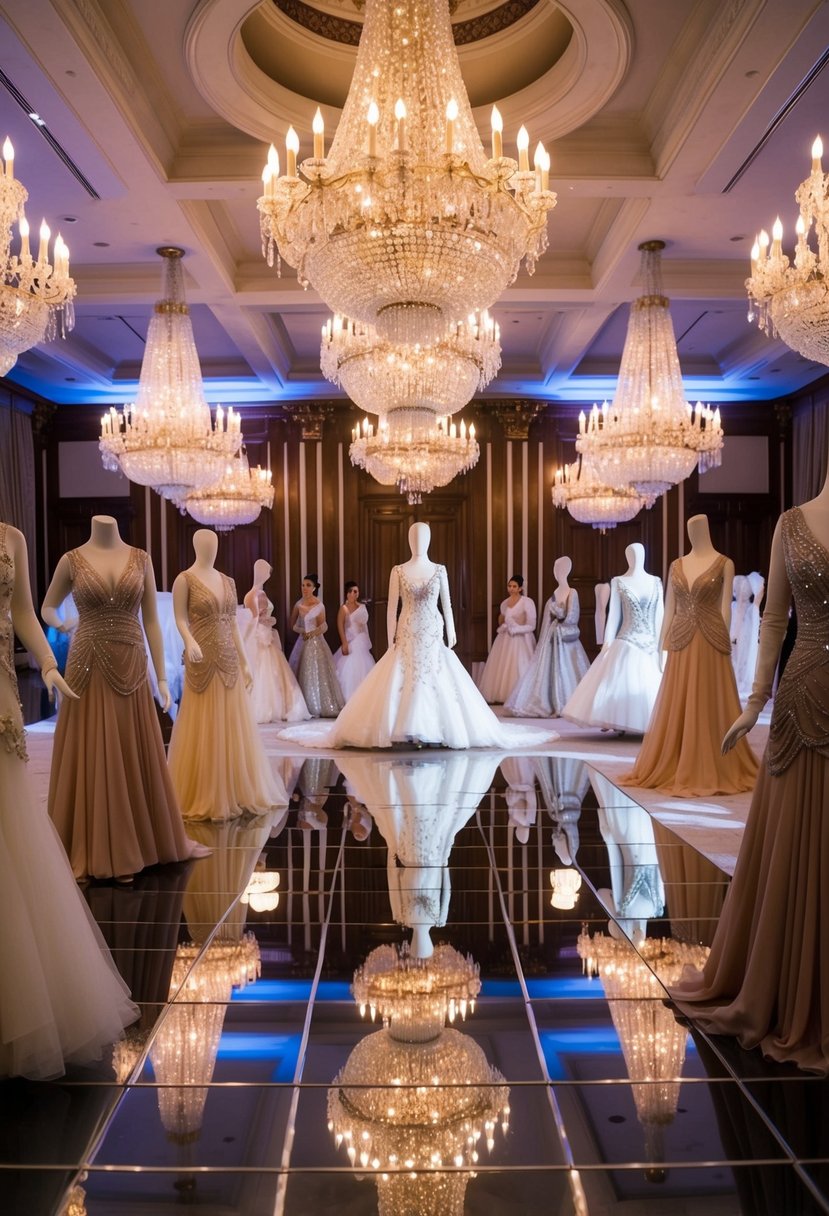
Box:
[288,574,345,718]
[333,581,375,701]
[477,575,537,704]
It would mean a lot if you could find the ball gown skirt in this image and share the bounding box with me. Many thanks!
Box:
[243,604,310,724]
[333,603,376,701]
[289,601,345,718]
[477,597,537,704]
[505,591,590,717]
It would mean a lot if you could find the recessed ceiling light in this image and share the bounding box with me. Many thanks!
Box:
[745,69,759,78]
[60,215,78,223]
[93,241,110,247]
[65,69,77,77]
[729,234,746,241]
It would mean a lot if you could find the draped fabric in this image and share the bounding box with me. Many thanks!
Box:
[793,390,829,506]
[0,397,36,591]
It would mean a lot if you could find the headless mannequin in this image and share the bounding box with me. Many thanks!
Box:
[660,514,733,652]
[173,529,252,689]
[3,524,77,704]
[603,542,664,650]
[244,559,273,621]
[387,522,457,649]
[43,515,171,711]
[552,555,572,606]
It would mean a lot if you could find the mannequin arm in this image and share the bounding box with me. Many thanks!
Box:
[602,581,622,648]
[8,528,78,701]
[653,578,665,643]
[550,595,566,621]
[142,558,171,710]
[172,573,201,666]
[337,604,349,654]
[657,577,676,653]
[563,589,581,627]
[720,558,735,632]
[723,519,789,751]
[41,553,75,630]
[438,567,457,649]
[231,617,253,690]
[386,567,401,646]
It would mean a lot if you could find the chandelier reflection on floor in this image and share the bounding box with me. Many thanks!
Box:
[576,241,723,505]
[552,455,645,532]
[0,137,75,376]
[99,247,241,502]
[352,942,481,1042]
[258,0,556,347]
[350,407,479,504]
[180,447,274,531]
[747,136,829,365]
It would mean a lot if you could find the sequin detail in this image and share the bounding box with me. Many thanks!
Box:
[0,713,27,760]
[290,600,345,718]
[65,547,149,696]
[183,572,239,693]
[666,554,732,655]
[615,576,663,654]
[0,523,29,761]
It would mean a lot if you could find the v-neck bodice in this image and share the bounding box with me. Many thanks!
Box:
[65,545,148,695]
[665,553,731,654]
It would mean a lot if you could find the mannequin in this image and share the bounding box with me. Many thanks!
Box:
[732,570,764,700]
[386,521,456,646]
[168,530,287,821]
[44,515,204,882]
[477,573,537,704]
[594,582,611,646]
[242,559,309,723]
[505,555,590,717]
[563,543,664,733]
[623,515,758,796]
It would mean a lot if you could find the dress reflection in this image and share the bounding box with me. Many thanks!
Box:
[590,769,665,944]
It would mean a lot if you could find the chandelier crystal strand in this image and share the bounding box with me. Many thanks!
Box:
[552,456,645,533]
[746,136,829,364]
[0,137,75,375]
[257,0,556,346]
[575,241,723,504]
[352,942,481,1042]
[98,247,241,501]
[182,447,274,530]
[350,407,479,504]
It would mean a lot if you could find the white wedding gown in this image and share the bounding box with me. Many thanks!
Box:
[333,602,376,700]
[279,564,554,749]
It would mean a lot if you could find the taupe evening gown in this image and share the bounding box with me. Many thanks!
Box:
[48,546,195,880]
[671,508,829,1071]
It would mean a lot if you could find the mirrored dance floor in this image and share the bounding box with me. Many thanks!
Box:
[4,711,829,1215]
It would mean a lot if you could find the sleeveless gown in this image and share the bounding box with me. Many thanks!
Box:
[0,524,137,1078]
[242,589,310,723]
[671,509,829,1071]
[333,602,376,700]
[563,575,663,732]
[168,572,287,821]
[48,546,196,880]
[505,590,590,717]
[288,601,345,718]
[622,554,758,796]
[477,596,537,704]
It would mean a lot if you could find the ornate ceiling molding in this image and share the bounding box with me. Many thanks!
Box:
[490,399,546,439]
[271,0,541,47]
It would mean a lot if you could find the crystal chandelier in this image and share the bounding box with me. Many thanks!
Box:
[99,247,241,502]
[181,447,274,531]
[321,310,501,416]
[352,942,481,1042]
[0,137,75,376]
[549,867,582,910]
[240,860,280,913]
[747,136,829,364]
[350,407,479,504]
[576,241,723,504]
[257,0,556,347]
[552,455,645,533]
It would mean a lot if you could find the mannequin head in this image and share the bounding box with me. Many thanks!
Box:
[344,580,360,604]
[89,515,123,546]
[553,555,572,583]
[408,521,431,558]
[686,513,712,550]
[192,529,218,566]
[625,542,645,573]
[253,559,272,587]
[508,574,524,596]
[302,572,320,597]
[92,514,118,528]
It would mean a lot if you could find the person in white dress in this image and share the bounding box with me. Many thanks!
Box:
[563,543,664,733]
[242,559,310,723]
[477,575,537,704]
[279,524,555,750]
[732,570,764,701]
[333,581,376,700]
[288,574,345,718]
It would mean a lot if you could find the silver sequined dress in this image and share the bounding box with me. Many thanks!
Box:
[288,601,345,718]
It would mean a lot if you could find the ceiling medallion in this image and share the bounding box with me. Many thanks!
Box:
[272,0,539,47]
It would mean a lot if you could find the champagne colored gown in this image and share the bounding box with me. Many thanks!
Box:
[0,524,138,1078]
[49,547,195,880]
[623,554,758,797]
[671,509,829,1071]
[168,572,287,821]
[242,589,310,723]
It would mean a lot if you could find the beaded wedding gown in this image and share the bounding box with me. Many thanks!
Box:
[477,595,537,703]
[333,602,376,700]
[242,589,310,723]
[505,590,590,717]
[0,523,137,1079]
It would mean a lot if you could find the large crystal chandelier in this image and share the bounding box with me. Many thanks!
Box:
[321,310,501,416]
[350,407,479,504]
[576,241,723,505]
[0,138,75,376]
[747,136,829,364]
[99,247,241,502]
[352,942,481,1041]
[257,0,556,347]
[552,455,645,533]
[181,447,274,531]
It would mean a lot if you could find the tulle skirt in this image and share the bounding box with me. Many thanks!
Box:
[245,628,310,724]
[333,636,376,701]
[563,638,663,732]
[477,631,535,704]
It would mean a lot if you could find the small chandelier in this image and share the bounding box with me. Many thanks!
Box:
[350,407,478,504]
[747,136,829,364]
[576,241,723,505]
[321,310,501,416]
[99,247,241,502]
[0,137,75,376]
[549,868,583,910]
[552,455,645,533]
[258,0,556,347]
[181,448,274,531]
[352,942,480,1042]
[240,860,280,913]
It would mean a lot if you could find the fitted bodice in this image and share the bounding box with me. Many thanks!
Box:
[665,554,731,654]
[768,507,829,772]
[296,601,324,635]
[343,602,369,641]
[615,576,662,653]
[183,571,239,692]
[395,564,446,663]
[502,597,535,629]
[65,546,149,696]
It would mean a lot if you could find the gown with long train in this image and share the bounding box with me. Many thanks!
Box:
[288,601,345,718]
[242,589,310,723]
[622,554,758,796]
[168,572,287,821]
[562,575,663,732]
[333,602,376,700]
[477,595,537,704]
[0,523,138,1079]
[505,590,590,717]
[670,508,829,1071]
[48,546,198,880]
[279,564,555,749]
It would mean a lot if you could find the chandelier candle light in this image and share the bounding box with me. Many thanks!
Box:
[257,0,556,347]
[576,241,723,504]
[182,447,274,531]
[552,456,645,533]
[99,247,241,502]
[350,407,479,505]
[0,137,75,376]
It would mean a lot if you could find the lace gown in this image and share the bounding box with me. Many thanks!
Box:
[505,590,590,717]
[670,509,829,1071]
[49,547,196,880]
[242,590,310,723]
[623,555,758,796]
[477,596,537,703]
[168,572,287,821]
[333,602,376,700]
[0,524,137,1078]
[288,601,345,718]
[563,575,663,732]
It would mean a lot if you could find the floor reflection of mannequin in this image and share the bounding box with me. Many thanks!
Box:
[534,755,589,866]
[590,769,665,944]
